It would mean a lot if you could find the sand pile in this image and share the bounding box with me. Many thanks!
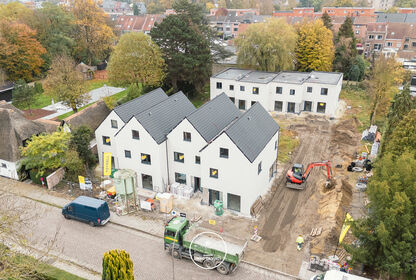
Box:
[310,178,353,255]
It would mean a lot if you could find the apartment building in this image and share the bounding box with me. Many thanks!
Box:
[210,68,343,117]
[95,89,280,216]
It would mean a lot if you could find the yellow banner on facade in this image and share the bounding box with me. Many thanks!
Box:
[103,153,112,176]
[339,213,354,243]
[209,219,216,225]
[78,176,85,184]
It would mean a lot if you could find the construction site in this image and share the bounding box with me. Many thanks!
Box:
[48,99,370,278]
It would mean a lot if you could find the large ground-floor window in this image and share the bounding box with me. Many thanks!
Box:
[274,101,283,112]
[317,102,326,113]
[142,174,153,190]
[227,193,241,212]
[175,172,186,184]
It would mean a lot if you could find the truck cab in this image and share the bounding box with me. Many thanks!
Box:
[164,217,189,250]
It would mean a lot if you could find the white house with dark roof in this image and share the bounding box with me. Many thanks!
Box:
[95,89,279,215]
[210,68,343,117]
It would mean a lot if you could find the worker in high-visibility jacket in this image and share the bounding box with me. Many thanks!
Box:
[296,235,304,251]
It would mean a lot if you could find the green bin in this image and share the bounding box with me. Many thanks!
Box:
[214,200,223,216]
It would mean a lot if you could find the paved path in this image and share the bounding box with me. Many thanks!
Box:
[41,86,124,120]
[0,177,299,280]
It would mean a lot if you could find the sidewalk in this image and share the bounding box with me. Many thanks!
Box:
[41,86,125,120]
[0,177,164,238]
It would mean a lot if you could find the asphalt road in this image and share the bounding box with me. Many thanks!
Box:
[2,193,295,280]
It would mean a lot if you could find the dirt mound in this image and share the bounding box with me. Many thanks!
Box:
[330,118,361,164]
[310,178,353,256]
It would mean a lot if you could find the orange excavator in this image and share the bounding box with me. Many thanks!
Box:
[286,161,333,190]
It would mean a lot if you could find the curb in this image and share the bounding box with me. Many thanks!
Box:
[241,260,302,279]
[4,188,300,279]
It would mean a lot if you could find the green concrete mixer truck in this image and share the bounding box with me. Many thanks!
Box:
[164,217,247,275]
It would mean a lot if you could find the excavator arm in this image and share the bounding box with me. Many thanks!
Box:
[303,161,332,181]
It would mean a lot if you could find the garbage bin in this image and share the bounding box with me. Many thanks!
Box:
[214,200,223,216]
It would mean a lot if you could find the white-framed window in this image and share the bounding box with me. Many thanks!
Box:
[210,168,218,178]
[229,85,234,91]
[111,120,118,129]
[321,88,328,95]
[258,161,262,174]
[307,86,312,93]
[240,85,245,91]
[216,82,222,89]
[276,87,282,94]
[102,136,111,146]
[125,150,131,158]
[290,89,295,95]
[195,156,200,164]
[175,172,186,184]
[252,87,259,94]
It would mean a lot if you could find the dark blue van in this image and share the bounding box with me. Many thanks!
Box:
[62,196,110,226]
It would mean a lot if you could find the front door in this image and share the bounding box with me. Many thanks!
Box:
[304,101,312,112]
[194,177,201,192]
[209,189,220,205]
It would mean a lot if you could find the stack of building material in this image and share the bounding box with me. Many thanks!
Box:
[361,125,377,141]
[170,183,193,199]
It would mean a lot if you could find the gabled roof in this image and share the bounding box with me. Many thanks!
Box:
[224,103,280,163]
[135,91,196,144]
[186,93,241,142]
[113,88,168,123]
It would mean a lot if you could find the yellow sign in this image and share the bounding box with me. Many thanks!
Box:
[209,219,216,225]
[103,152,112,176]
[141,155,147,160]
[179,155,184,160]
[212,170,217,175]
[105,137,110,143]
[339,213,354,243]
[78,176,85,184]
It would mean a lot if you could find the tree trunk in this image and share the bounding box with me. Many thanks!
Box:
[72,106,78,113]
[28,105,32,116]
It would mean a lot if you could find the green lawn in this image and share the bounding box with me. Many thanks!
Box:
[111,88,128,102]
[57,103,94,120]
[85,79,112,91]
[13,93,52,110]
[0,247,86,280]
[278,128,300,163]
[339,84,372,131]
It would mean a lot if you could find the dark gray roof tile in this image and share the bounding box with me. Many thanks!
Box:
[225,103,280,162]
[187,93,241,142]
[135,91,196,144]
[113,88,168,122]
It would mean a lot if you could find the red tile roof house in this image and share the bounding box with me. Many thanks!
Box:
[382,23,413,58]
[115,14,164,34]
[364,22,387,56]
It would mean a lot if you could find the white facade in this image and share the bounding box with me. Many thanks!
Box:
[210,69,343,117]
[95,90,280,216]
[95,110,124,169]
[200,131,278,215]
[0,159,18,180]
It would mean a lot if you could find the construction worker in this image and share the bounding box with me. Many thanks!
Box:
[296,234,304,251]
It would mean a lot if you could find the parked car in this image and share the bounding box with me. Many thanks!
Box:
[62,196,110,226]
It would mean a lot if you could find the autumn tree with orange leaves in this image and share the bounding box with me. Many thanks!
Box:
[0,21,46,81]
[68,0,115,65]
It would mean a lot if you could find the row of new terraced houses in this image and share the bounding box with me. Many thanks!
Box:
[95,88,280,216]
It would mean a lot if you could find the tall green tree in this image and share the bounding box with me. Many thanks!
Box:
[29,3,75,63]
[333,17,357,78]
[321,11,332,30]
[102,249,134,280]
[150,0,228,95]
[368,56,404,125]
[349,55,368,82]
[20,129,71,176]
[380,87,416,156]
[45,55,89,112]
[70,126,96,168]
[133,3,139,15]
[295,19,334,72]
[385,109,416,158]
[107,32,166,88]
[347,150,416,278]
[12,80,40,115]
[235,18,297,72]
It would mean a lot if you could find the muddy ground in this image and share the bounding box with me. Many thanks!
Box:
[243,114,361,275]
